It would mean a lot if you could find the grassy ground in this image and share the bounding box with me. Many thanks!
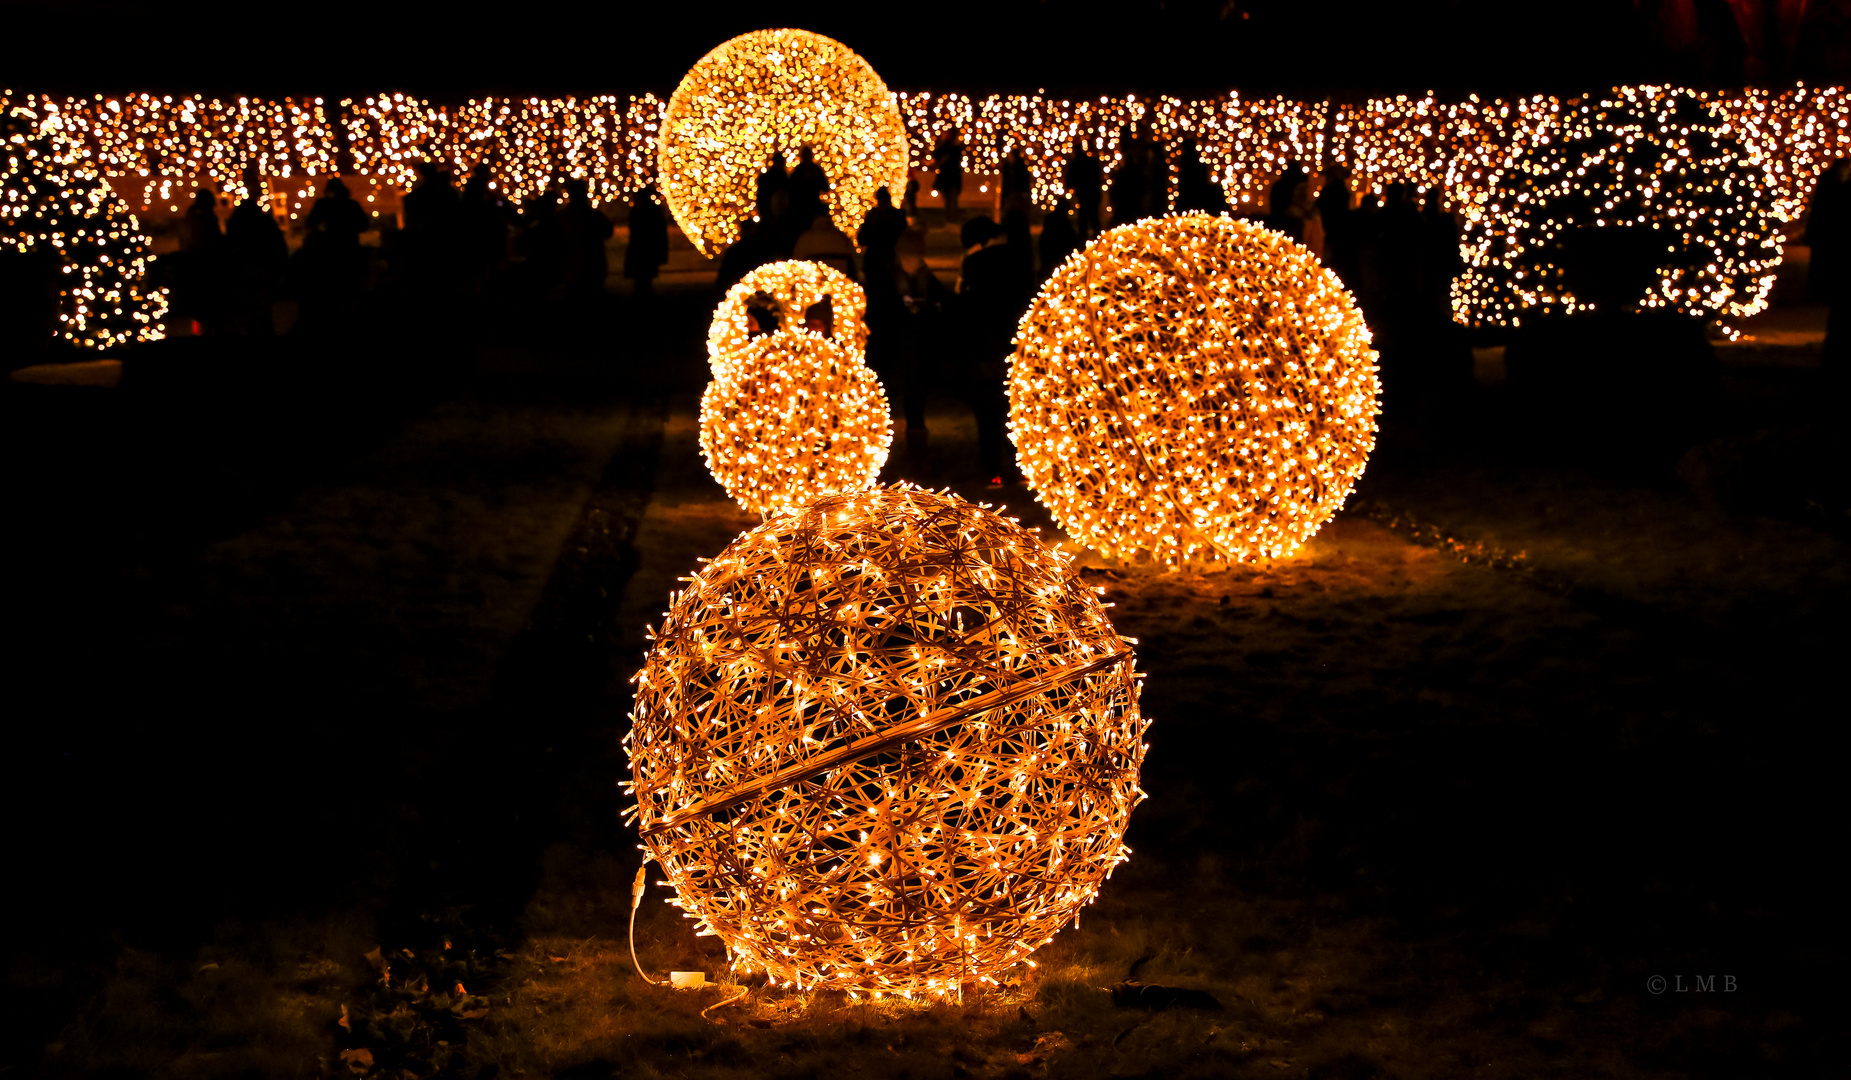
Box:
[4,277,1841,1078]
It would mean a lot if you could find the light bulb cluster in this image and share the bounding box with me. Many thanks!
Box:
[706,259,869,377]
[625,483,1147,995]
[1009,214,1380,566]
[3,104,167,350]
[6,82,1843,329]
[657,29,910,257]
[699,259,891,517]
[1451,86,1785,325]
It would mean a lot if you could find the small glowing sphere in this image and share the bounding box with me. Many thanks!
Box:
[657,28,910,257]
[698,330,893,516]
[1009,213,1380,565]
[625,484,1147,994]
[708,259,869,376]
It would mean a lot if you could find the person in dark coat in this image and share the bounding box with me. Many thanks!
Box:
[787,145,830,222]
[460,164,510,291]
[1266,163,1310,241]
[171,186,225,333]
[225,168,289,335]
[1000,148,1034,217]
[716,217,775,295]
[1317,166,1360,292]
[933,135,965,225]
[1064,151,1105,239]
[1806,158,1851,377]
[1174,145,1229,215]
[956,216,1030,483]
[558,178,615,302]
[293,177,369,335]
[623,184,670,295]
[894,228,948,453]
[1038,199,1081,281]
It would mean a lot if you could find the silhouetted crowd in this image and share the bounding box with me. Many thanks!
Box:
[157,162,668,342]
[154,141,1493,483]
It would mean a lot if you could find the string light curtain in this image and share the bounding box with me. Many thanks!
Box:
[1009,214,1380,566]
[625,484,1147,995]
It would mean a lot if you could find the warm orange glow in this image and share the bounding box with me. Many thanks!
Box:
[707,260,868,377]
[656,29,910,257]
[625,484,1148,994]
[1009,213,1380,565]
[698,330,891,516]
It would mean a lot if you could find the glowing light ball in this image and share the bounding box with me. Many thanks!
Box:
[625,484,1147,994]
[658,29,910,257]
[698,331,893,517]
[1009,213,1380,565]
[1453,86,1784,326]
[708,259,869,376]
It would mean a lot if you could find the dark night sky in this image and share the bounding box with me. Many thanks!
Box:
[0,0,1724,99]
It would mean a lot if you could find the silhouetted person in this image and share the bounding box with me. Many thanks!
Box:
[515,185,566,298]
[934,135,964,225]
[401,160,462,296]
[1064,151,1104,239]
[1109,137,1153,227]
[716,217,775,295]
[858,186,907,277]
[756,154,788,222]
[787,145,830,223]
[460,165,510,290]
[957,216,1028,483]
[1266,163,1310,241]
[1364,183,1424,387]
[1417,189,1470,395]
[170,186,225,333]
[902,176,922,227]
[294,178,368,335]
[1038,199,1081,281]
[1174,145,1228,215]
[895,229,948,451]
[1806,158,1851,378]
[623,185,668,296]
[556,179,615,303]
[1000,148,1034,217]
[1317,166,1359,288]
[225,169,289,335]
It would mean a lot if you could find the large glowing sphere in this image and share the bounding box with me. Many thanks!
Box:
[625,484,1147,994]
[1009,213,1380,565]
[657,29,910,258]
[708,259,869,376]
[698,330,893,517]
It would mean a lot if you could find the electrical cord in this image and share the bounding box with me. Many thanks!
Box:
[629,863,661,986]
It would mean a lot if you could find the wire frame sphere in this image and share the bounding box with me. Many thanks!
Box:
[1009,213,1380,565]
[658,28,910,258]
[708,259,869,376]
[625,484,1147,994]
[699,330,893,517]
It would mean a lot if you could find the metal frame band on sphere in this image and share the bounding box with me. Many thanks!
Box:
[656,28,911,258]
[624,485,1149,995]
[1008,213,1382,566]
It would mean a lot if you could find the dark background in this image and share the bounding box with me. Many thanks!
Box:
[3,0,1849,98]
